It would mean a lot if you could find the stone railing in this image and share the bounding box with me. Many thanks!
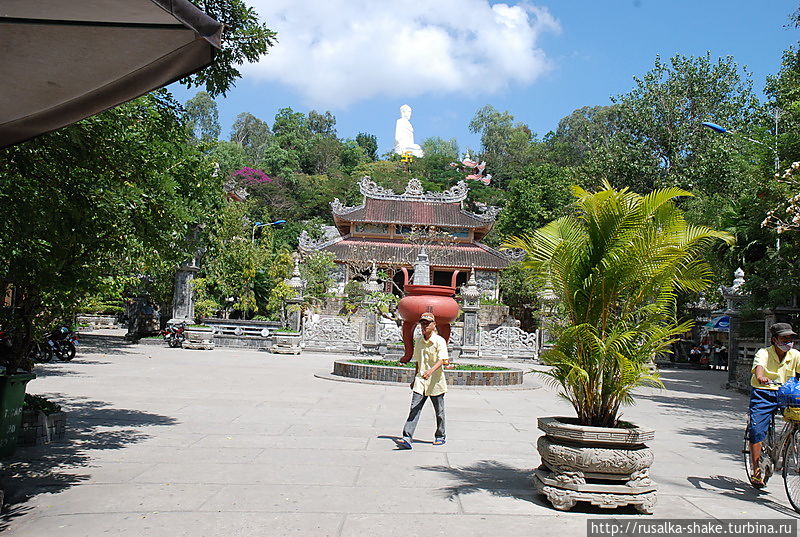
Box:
[76,314,120,329]
[479,325,539,360]
[204,318,281,349]
[302,315,364,353]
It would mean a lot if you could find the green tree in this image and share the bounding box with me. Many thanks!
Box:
[339,140,369,175]
[498,262,540,331]
[308,110,337,137]
[181,0,277,97]
[421,137,459,160]
[766,42,800,170]
[230,112,272,161]
[300,252,336,302]
[185,91,221,141]
[209,140,249,180]
[469,105,534,185]
[355,133,378,161]
[494,164,575,239]
[593,54,760,194]
[200,200,273,315]
[542,105,623,167]
[306,135,344,175]
[505,183,733,427]
[264,107,312,178]
[0,91,223,370]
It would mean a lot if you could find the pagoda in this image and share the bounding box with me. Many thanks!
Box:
[299,177,510,298]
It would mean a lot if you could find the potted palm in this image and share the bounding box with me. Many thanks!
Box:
[505,183,732,513]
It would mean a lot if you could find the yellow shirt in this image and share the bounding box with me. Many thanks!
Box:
[412,333,449,396]
[751,346,800,389]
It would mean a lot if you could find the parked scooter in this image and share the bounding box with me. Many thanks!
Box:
[161,322,186,348]
[47,327,79,361]
[0,329,53,363]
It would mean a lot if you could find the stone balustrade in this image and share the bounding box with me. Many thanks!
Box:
[204,318,282,349]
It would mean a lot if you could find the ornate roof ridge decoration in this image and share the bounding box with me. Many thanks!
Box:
[330,198,361,215]
[299,230,345,253]
[720,267,747,298]
[462,204,501,223]
[473,241,509,259]
[359,176,468,203]
[501,248,526,262]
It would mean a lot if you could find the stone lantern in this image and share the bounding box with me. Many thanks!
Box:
[719,267,749,388]
[284,255,305,333]
[460,268,482,359]
[362,262,383,352]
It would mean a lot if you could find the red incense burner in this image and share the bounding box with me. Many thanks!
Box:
[396,267,460,362]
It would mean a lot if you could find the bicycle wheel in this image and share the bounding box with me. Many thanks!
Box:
[744,414,774,487]
[784,428,800,512]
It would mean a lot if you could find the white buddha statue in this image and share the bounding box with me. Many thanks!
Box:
[393,104,424,157]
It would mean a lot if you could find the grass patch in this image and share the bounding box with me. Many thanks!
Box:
[348,359,508,371]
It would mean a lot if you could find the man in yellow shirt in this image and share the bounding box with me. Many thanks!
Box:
[398,312,449,449]
[748,322,800,486]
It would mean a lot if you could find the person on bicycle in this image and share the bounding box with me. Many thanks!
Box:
[749,322,800,486]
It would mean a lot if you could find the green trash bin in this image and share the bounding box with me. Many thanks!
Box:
[0,372,36,458]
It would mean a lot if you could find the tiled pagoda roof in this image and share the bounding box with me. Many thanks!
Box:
[331,177,500,230]
[339,199,490,228]
[317,236,510,270]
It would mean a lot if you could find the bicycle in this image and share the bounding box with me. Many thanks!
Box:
[743,385,800,512]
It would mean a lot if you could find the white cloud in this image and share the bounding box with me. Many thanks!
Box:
[242,0,560,108]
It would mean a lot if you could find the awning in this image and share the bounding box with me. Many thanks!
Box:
[0,0,223,148]
[704,316,731,332]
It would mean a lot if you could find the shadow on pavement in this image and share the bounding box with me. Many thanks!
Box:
[679,426,744,461]
[638,369,746,419]
[420,460,544,503]
[0,395,178,530]
[688,475,800,518]
[77,335,136,356]
[420,460,645,514]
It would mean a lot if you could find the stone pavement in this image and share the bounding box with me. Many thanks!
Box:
[1,334,798,536]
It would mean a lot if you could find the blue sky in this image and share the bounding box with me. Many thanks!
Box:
[170,1,798,156]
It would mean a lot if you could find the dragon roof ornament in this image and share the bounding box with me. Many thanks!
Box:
[463,204,502,222]
[299,230,344,253]
[330,198,359,215]
[359,176,468,203]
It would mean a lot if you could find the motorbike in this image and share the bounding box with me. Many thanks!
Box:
[161,322,186,348]
[0,329,53,363]
[47,327,79,362]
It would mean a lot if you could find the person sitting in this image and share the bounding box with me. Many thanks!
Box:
[393,104,424,157]
[712,341,728,371]
[748,322,800,486]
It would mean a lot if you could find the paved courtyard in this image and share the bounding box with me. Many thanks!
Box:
[1,334,798,536]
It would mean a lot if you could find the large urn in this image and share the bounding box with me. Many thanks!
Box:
[397,267,460,361]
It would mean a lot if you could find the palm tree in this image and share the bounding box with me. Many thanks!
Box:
[504,182,734,427]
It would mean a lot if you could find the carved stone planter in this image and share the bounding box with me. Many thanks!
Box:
[272,333,301,355]
[17,410,67,446]
[534,416,657,514]
[182,326,215,350]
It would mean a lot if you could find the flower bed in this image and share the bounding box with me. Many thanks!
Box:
[332,359,523,386]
